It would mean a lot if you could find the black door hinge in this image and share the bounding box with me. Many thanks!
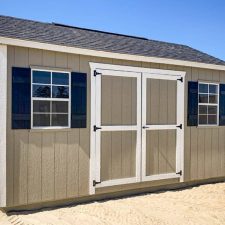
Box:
[177,77,183,82]
[176,170,182,176]
[94,70,102,77]
[176,124,182,129]
[94,125,102,132]
[93,180,101,186]
[142,126,149,129]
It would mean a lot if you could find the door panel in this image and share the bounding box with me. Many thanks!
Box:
[101,76,137,126]
[146,130,176,176]
[146,79,177,125]
[101,131,136,182]
[142,72,184,182]
[94,69,141,188]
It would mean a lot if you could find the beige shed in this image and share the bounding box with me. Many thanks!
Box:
[0,15,225,210]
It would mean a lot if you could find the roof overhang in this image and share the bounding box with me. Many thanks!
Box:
[1,36,225,71]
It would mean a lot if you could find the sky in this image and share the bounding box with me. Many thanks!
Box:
[1,0,225,60]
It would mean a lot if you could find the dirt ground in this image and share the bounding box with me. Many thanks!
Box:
[1,182,225,225]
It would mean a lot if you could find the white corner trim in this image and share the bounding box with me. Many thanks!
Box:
[0,45,7,207]
[1,36,225,71]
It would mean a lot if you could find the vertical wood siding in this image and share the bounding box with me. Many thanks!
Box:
[6,46,225,207]
[6,46,91,206]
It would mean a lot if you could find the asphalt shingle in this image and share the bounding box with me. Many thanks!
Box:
[0,15,224,66]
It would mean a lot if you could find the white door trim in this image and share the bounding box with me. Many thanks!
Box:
[89,62,186,195]
[90,64,142,194]
[141,72,185,183]
[90,62,186,77]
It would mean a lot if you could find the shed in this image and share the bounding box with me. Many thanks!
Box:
[0,15,225,210]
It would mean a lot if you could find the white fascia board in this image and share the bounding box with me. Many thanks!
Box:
[1,36,225,71]
[0,44,7,207]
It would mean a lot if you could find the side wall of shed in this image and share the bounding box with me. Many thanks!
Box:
[6,46,225,207]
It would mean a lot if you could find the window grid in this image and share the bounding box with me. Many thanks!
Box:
[198,82,219,126]
[31,69,71,129]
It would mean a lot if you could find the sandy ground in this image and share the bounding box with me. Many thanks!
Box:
[1,182,225,225]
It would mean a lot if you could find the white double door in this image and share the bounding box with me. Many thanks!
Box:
[90,64,184,193]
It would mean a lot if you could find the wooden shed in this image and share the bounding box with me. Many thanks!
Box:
[0,15,225,210]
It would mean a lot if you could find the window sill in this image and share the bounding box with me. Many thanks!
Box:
[197,125,219,129]
[29,128,73,132]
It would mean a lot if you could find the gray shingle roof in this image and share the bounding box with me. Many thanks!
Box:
[0,15,224,66]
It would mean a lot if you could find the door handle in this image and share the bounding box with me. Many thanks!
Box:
[142,126,149,129]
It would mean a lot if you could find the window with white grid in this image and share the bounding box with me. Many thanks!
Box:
[31,69,70,128]
[198,82,219,125]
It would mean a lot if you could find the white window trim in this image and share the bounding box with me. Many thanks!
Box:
[198,82,219,127]
[31,68,71,129]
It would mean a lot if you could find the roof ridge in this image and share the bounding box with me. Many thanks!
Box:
[52,22,149,41]
[0,14,51,26]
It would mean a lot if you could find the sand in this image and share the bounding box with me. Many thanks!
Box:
[1,182,225,225]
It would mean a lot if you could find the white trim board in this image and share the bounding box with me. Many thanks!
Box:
[0,45,7,207]
[90,65,142,194]
[1,36,225,71]
[141,71,185,183]
[90,62,185,194]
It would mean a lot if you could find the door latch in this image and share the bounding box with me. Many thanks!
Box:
[142,126,149,129]
[176,170,182,176]
[94,125,102,132]
[93,180,101,186]
[176,124,182,129]
[177,77,183,82]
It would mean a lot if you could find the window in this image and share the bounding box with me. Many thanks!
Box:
[198,82,219,125]
[31,69,70,128]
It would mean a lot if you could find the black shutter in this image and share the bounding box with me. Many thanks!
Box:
[219,84,225,125]
[71,72,87,128]
[187,81,198,126]
[12,67,31,129]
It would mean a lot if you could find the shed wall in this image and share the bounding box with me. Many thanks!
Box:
[6,46,225,207]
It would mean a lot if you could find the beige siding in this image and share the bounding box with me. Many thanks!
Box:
[6,46,91,206]
[6,45,225,207]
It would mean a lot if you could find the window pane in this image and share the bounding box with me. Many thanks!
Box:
[52,114,68,126]
[199,84,208,93]
[208,106,217,114]
[199,115,207,125]
[199,94,208,103]
[209,85,218,94]
[52,86,69,98]
[33,100,50,112]
[52,101,68,113]
[52,72,69,85]
[33,114,50,127]
[208,115,217,124]
[199,105,207,114]
[209,95,218,103]
[33,85,51,98]
[33,71,51,84]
